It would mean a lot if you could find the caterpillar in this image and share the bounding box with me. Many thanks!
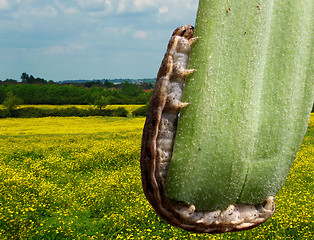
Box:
[140,25,275,233]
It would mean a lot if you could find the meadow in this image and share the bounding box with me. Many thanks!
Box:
[0,114,313,239]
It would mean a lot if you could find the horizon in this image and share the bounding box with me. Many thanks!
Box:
[1,74,156,83]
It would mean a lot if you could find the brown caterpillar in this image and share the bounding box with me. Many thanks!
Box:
[140,25,275,233]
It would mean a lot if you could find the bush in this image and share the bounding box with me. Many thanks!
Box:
[0,106,129,118]
[0,109,11,118]
[13,107,45,118]
[132,104,148,117]
[58,107,86,117]
[2,91,23,111]
[112,107,128,117]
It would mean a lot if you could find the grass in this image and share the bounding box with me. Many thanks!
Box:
[0,114,313,239]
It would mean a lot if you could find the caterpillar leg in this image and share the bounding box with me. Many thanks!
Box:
[183,69,196,75]
[189,37,199,46]
[166,95,190,111]
[173,66,196,78]
[172,99,190,110]
[178,102,190,108]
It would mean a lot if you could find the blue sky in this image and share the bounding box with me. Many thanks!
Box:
[0,0,198,82]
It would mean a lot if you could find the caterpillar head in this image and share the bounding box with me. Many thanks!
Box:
[172,25,194,39]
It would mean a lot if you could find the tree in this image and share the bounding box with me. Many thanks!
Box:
[91,88,116,110]
[21,72,29,83]
[94,95,111,110]
[84,81,103,88]
[4,79,17,84]
[103,80,115,88]
[20,72,47,84]
[2,91,23,111]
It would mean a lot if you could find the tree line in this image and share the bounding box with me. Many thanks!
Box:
[2,73,155,88]
[0,75,152,106]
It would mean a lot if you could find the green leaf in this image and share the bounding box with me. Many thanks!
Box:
[165,0,313,211]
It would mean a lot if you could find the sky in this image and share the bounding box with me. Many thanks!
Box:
[0,0,199,82]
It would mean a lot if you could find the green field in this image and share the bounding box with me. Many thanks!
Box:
[0,114,313,239]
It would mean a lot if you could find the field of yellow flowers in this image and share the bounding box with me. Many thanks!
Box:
[0,114,313,239]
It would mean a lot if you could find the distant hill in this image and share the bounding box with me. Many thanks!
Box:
[59,78,156,85]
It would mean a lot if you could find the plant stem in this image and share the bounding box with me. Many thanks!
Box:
[165,0,313,211]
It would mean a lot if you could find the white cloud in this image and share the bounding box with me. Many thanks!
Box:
[156,0,198,23]
[73,0,197,18]
[77,0,106,11]
[0,0,10,10]
[76,0,157,15]
[8,1,59,19]
[76,0,115,15]
[117,0,155,13]
[103,26,129,33]
[43,44,85,55]
[29,6,58,17]
[158,5,168,14]
[134,0,157,10]
[101,26,148,40]
[105,0,113,12]
[63,7,79,15]
[43,46,66,55]
[132,30,147,39]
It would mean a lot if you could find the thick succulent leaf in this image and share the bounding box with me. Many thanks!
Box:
[165,0,313,211]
